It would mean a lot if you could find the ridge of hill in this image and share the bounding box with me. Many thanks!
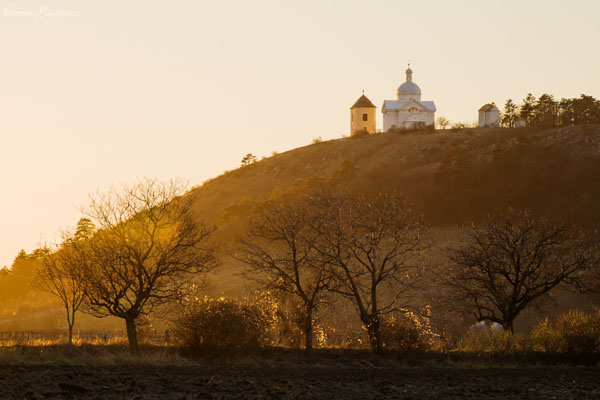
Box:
[190,124,600,232]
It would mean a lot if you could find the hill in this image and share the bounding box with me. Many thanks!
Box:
[191,124,600,231]
[190,124,600,304]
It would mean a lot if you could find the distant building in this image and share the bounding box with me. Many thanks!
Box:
[382,66,436,131]
[515,116,527,128]
[478,104,500,127]
[350,93,377,136]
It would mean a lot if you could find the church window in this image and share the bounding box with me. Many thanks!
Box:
[409,107,419,113]
[362,114,368,121]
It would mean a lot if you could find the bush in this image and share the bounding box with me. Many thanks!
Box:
[172,296,273,358]
[530,318,560,352]
[552,310,600,354]
[386,123,434,134]
[451,122,467,130]
[459,325,515,354]
[380,311,437,352]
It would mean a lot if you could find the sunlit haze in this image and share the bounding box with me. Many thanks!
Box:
[1,0,599,267]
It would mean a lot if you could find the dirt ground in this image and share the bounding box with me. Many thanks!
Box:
[1,362,599,400]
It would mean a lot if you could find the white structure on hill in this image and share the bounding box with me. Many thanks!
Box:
[478,104,500,127]
[382,66,436,131]
[515,116,527,128]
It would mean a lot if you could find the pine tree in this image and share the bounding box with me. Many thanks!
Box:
[501,99,518,128]
[520,93,536,127]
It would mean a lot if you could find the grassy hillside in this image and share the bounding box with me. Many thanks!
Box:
[191,124,600,229]
[191,125,600,310]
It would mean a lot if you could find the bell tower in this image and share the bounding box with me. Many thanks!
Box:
[350,91,377,136]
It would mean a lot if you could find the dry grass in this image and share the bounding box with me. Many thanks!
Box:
[0,341,187,366]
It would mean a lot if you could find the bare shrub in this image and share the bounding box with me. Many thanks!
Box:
[530,311,600,354]
[529,318,560,352]
[552,310,600,354]
[380,311,437,352]
[459,326,517,354]
[172,296,274,358]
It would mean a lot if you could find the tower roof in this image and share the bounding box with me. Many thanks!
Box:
[351,94,376,109]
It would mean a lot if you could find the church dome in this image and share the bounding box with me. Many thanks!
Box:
[397,81,421,96]
[397,64,421,97]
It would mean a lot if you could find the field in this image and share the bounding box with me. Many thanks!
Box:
[0,345,599,399]
[3,358,600,399]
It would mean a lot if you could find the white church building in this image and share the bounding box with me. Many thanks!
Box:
[382,66,436,131]
[478,103,500,127]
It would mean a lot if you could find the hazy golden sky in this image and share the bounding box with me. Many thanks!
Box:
[1,0,599,266]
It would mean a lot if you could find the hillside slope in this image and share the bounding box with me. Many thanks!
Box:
[190,124,600,231]
[190,125,600,320]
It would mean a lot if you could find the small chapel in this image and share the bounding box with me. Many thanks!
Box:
[381,65,436,131]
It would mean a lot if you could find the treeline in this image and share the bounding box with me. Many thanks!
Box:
[3,177,600,357]
[501,93,600,129]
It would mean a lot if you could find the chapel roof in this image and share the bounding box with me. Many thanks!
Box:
[382,99,436,112]
[351,94,377,109]
[479,104,499,112]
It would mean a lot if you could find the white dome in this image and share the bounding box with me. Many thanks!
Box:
[397,81,421,96]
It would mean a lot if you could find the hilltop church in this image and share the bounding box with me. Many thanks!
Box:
[350,65,436,135]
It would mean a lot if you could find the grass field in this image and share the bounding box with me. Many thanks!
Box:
[1,345,599,399]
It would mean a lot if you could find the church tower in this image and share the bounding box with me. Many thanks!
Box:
[350,92,376,136]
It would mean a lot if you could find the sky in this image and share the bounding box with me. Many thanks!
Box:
[1,0,599,267]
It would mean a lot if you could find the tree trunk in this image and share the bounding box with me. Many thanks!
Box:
[368,279,382,354]
[125,317,140,355]
[65,305,74,346]
[304,307,313,353]
[365,314,382,354]
[68,323,74,346]
[503,320,515,334]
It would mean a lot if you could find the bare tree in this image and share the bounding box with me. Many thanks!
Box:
[34,218,94,345]
[312,191,427,353]
[445,210,598,333]
[436,116,450,130]
[82,178,217,354]
[235,196,331,352]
